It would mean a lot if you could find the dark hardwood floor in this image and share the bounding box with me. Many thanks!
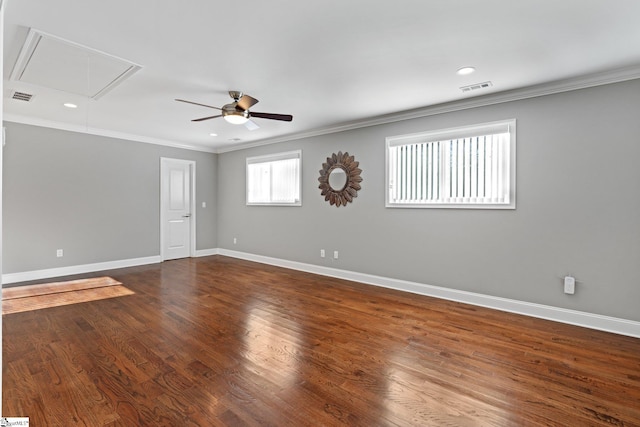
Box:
[3,256,640,426]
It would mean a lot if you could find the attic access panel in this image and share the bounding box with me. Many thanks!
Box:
[10,28,142,99]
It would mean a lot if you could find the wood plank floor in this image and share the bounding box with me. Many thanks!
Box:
[3,256,640,426]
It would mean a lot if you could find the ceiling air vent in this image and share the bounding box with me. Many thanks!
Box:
[460,81,493,93]
[11,91,34,101]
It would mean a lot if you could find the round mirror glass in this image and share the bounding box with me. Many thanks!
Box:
[328,167,348,191]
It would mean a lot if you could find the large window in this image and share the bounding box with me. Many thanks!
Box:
[246,150,301,206]
[386,120,515,209]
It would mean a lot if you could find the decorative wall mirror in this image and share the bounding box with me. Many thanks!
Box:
[318,151,363,207]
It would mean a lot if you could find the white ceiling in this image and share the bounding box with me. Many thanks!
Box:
[4,0,640,152]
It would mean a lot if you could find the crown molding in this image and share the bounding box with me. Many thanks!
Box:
[217,64,640,153]
[3,114,217,153]
[5,65,640,154]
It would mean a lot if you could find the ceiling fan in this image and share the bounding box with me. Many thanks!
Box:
[176,91,293,131]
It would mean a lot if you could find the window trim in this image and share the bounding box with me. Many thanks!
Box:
[246,150,302,206]
[385,119,516,209]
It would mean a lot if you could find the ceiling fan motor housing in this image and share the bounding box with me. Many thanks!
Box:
[222,102,249,118]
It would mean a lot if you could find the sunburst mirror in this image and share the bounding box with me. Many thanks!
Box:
[318,151,363,207]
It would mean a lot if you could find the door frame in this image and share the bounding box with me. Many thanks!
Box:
[160,157,196,261]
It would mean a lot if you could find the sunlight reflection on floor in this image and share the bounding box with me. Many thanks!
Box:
[2,276,134,315]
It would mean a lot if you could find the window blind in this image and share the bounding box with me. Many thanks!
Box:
[247,151,301,205]
[386,120,515,208]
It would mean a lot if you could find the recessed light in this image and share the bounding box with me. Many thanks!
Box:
[63,102,78,108]
[457,67,476,76]
[209,133,218,137]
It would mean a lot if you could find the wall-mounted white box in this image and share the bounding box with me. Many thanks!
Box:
[564,276,575,294]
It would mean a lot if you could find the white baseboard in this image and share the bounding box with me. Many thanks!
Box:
[2,255,162,285]
[218,249,640,339]
[1,248,220,284]
[4,249,638,338]
[195,248,219,257]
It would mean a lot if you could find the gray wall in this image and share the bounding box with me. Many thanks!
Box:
[2,122,218,273]
[3,80,639,322]
[218,79,640,322]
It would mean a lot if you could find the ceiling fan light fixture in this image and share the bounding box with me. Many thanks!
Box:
[221,103,249,125]
[223,112,249,125]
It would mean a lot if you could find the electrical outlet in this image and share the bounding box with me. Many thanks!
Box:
[233,237,237,244]
[333,250,339,260]
[320,249,325,258]
[202,201,206,208]
[56,249,63,257]
[564,276,575,294]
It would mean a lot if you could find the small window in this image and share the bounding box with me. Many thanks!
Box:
[247,150,301,206]
[386,120,515,209]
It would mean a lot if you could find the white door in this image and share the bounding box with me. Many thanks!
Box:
[161,158,195,260]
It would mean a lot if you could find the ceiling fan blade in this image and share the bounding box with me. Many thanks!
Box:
[192,114,222,122]
[244,119,260,131]
[250,112,293,122]
[237,94,259,111]
[175,99,222,110]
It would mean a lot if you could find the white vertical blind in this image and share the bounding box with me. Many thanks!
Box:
[247,162,272,203]
[247,151,301,205]
[386,121,514,208]
[270,158,299,203]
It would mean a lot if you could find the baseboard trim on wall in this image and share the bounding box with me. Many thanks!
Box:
[2,256,162,285]
[195,248,219,257]
[2,249,220,285]
[218,249,640,339]
[4,249,638,338]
